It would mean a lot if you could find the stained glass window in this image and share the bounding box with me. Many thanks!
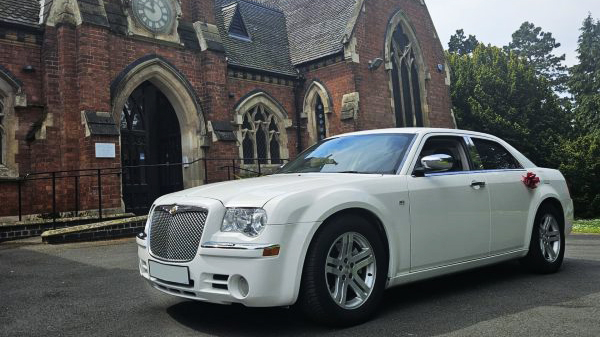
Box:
[390,24,424,127]
[315,96,326,141]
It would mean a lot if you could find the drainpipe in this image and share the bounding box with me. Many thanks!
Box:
[294,75,306,156]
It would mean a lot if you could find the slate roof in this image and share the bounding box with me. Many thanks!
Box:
[0,0,40,28]
[215,0,297,77]
[257,0,358,65]
[78,0,109,27]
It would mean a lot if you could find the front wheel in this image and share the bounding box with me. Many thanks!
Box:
[521,205,565,274]
[298,214,388,326]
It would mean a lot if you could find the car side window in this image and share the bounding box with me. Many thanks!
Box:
[471,138,522,170]
[414,136,469,172]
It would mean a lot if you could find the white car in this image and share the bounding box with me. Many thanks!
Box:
[137,128,574,325]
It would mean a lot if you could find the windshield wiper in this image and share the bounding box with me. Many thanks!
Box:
[337,171,364,174]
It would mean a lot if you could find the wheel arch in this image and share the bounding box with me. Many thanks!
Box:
[296,207,393,299]
[525,196,565,249]
[537,197,565,227]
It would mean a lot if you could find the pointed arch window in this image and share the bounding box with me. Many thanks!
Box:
[0,127,3,165]
[303,81,331,145]
[239,104,283,164]
[390,23,424,127]
[0,97,4,165]
[314,96,326,141]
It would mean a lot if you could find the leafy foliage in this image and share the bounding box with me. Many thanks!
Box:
[558,131,600,218]
[504,22,568,91]
[448,44,569,168]
[448,29,479,55]
[447,16,600,218]
[568,15,600,133]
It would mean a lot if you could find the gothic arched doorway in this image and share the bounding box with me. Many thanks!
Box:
[120,81,183,214]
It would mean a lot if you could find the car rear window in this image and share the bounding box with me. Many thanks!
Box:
[472,138,522,170]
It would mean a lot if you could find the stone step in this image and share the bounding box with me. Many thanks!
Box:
[41,216,148,244]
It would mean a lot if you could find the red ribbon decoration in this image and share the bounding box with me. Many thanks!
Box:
[522,172,540,189]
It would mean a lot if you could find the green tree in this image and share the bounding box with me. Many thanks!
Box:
[448,29,479,55]
[568,14,600,133]
[559,130,600,218]
[448,44,570,168]
[505,22,568,91]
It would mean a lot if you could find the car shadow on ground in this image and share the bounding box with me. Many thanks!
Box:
[166,255,600,337]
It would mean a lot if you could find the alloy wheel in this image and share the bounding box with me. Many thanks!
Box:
[539,214,561,263]
[325,232,376,309]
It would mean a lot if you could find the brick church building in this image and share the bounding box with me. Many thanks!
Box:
[0,0,453,218]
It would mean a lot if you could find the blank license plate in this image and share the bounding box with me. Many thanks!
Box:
[149,260,190,285]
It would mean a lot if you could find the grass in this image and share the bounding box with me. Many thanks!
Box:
[572,219,600,234]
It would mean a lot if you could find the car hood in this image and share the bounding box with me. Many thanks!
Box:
[163,173,380,207]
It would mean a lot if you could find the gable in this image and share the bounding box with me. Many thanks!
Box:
[215,0,296,76]
[223,3,250,39]
[257,0,360,65]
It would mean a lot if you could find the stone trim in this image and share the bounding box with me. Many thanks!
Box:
[341,0,365,45]
[227,68,295,86]
[341,92,359,120]
[110,54,207,189]
[45,0,83,27]
[232,90,291,163]
[41,215,148,244]
[0,72,19,177]
[383,10,430,127]
[297,54,345,74]
[303,80,333,145]
[193,21,224,52]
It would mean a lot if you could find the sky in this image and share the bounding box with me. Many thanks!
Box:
[426,0,600,66]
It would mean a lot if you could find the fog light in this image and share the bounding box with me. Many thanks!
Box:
[229,275,250,299]
[239,277,249,298]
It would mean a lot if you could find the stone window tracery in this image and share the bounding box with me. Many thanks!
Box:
[240,104,283,164]
[0,97,4,165]
[387,18,426,127]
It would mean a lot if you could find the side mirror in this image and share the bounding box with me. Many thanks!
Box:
[421,154,454,172]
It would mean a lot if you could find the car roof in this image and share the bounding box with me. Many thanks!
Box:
[333,127,496,139]
[331,127,537,169]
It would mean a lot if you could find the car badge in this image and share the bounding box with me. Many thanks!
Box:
[168,205,178,216]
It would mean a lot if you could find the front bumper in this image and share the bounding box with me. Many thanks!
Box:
[137,221,316,307]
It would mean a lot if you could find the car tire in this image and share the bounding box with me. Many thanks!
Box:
[521,204,565,274]
[297,214,388,326]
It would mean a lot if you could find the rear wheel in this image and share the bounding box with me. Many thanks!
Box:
[521,204,565,274]
[298,214,388,326]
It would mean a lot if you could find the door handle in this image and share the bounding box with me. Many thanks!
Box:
[471,180,486,189]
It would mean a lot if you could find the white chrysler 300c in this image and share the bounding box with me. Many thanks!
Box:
[137,128,573,325]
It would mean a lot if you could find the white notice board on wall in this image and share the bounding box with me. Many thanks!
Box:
[95,143,116,158]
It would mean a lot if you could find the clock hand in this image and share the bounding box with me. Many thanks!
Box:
[144,2,155,13]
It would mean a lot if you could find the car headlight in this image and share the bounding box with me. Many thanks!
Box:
[221,208,267,237]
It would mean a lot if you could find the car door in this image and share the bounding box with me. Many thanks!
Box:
[407,134,491,271]
[467,136,533,254]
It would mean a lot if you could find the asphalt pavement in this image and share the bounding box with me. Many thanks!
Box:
[1,235,599,337]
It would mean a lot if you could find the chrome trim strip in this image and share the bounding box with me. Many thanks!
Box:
[155,204,208,215]
[425,169,527,177]
[201,241,280,250]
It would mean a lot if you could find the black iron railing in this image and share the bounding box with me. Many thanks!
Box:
[0,157,289,225]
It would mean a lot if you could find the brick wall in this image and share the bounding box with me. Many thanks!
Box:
[0,0,453,218]
[354,0,454,129]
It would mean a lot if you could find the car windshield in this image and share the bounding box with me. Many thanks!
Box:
[279,133,415,174]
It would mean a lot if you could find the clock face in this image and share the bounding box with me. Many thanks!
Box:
[132,0,174,34]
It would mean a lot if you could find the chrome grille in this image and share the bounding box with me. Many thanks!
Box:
[149,205,208,262]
